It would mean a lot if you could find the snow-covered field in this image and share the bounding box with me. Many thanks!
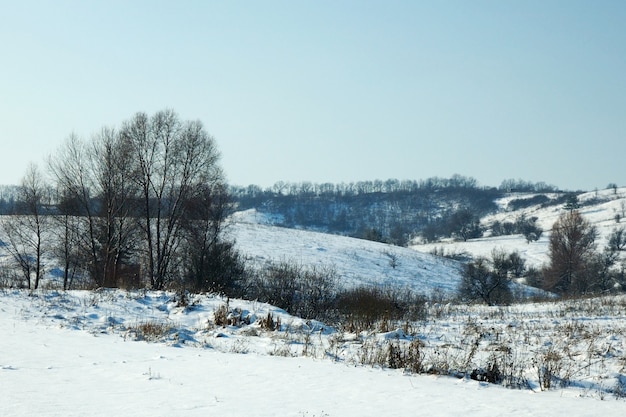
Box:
[2,187,626,415]
[2,289,626,416]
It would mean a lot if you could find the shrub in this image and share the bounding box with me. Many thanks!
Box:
[213,301,250,327]
[535,347,569,390]
[258,312,281,331]
[130,320,173,342]
[471,362,502,384]
[458,257,512,306]
[507,195,550,211]
[180,240,247,297]
[245,260,337,320]
[386,339,425,373]
[490,220,516,237]
[336,286,426,332]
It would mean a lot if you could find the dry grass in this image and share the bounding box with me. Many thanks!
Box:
[129,320,173,342]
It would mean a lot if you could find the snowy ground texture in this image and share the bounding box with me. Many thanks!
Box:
[2,187,626,415]
[2,289,626,416]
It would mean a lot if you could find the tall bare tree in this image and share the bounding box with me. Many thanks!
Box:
[1,163,49,289]
[121,109,224,289]
[52,189,82,290]
[49,134,103,286]
[90,127,140,287]
[49,130,139,288]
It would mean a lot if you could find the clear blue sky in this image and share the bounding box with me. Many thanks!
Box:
[1,1,625,191]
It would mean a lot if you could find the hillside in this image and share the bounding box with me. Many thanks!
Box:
[2,186,622,298]
[228,209,463,295]
[2,188,626,415]
[226,187,626,298]
[412,187,626,269]
[0,207,465,295]
[230,175,509,245]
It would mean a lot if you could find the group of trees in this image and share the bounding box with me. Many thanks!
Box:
[234,174,486,201]
[491,214,543,243]
[498,179,560,193]
[231,178,573,248]
[233,175,502,246]
[457,248,528,305]
[1,110,243,291]
[460,208,626,304]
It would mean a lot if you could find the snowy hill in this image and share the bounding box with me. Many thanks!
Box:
[2,190,626,415]
[0,207,465,295]
[227,186,626,299]
[228,209,463,294]
[3,188,623,297]
[411,187,626,269]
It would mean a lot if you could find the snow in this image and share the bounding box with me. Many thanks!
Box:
[2,189,626,415]
[1,290,625,416]
[412,187,626,269]
[228,209,463,294]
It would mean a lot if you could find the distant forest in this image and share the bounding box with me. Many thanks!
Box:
[0,176,564,247]
[0,176,564,249]
[230,175,562,246]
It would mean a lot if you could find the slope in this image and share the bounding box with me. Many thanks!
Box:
[228,209,463,295]
[411,187,626,269]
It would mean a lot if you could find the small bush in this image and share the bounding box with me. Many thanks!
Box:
[385,339,425,373]
[131,320,173,342]
[0,264,19,288]
[471,362,502,384]
[213,302,250,327]
[535,347,569,390]
[336,286,426,333]
[214,303,229,327]
[259,312,281,331]
[245,260,337,321]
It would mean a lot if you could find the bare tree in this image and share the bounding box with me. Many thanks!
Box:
[121,110,224,289]
[49,130,139,288]
[608,227,626,252]
[179,182,242,293]
[543,210,598,295]
[49,134,100,286]
[1,164,49,289]
[49,134,106,287]
[458,255,512,306]
[51,190,82,290]
[516,215,543,243]
[92,127,141,287]
[47,110,228,290]
[449,208,482,241]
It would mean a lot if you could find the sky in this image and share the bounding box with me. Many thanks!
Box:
[1,1,625,191]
